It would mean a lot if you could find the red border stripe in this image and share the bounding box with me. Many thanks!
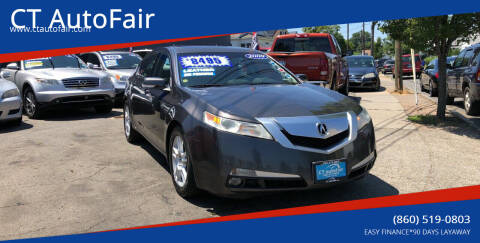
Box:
[99,185,480,233]
[0,34,232,63]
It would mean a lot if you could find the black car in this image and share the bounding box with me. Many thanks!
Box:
[346,55,380,90]
[382,60,394,74]
[123,46,376,198]
[446,44,480,115]
[420,56,457,97]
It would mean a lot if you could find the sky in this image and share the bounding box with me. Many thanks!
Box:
[288,22,387,40]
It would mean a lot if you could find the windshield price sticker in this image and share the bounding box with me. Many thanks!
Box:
[104,59,118,67]
[182,67,215,77]
[180,55,231,68]
[25,60,44,68]
[103,55,122,60]
[245,53,268,59]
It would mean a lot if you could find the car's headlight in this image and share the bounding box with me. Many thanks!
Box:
[112,74,129,82]
[1,88,19,99]
[362,73,376,79]
[35,78,58,85]
[203,111,272,140]
[357,108,372,129]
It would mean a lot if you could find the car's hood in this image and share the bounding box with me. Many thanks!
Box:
[186,83,361,121]
[349,67,376,75]
[27,68,103,80]
[0,79,18,93]
[106,69,135,77]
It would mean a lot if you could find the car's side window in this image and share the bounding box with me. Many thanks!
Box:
[463,49,474,67]
[152,54,171,81]
[472,49,480,67]
[138,54,157,78]
[331,35,341,55]
[453,50,466,68]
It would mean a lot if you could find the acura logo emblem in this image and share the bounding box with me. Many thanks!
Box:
[318,123,328,136]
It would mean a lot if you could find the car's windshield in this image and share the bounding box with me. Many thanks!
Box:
[24,55,85,70]
[273,37,331,52]
[100,53,141,70]
[401,56,421,63]
[177,52,299,87]
[346,57,374,68]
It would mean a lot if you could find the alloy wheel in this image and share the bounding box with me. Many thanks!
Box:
[124,105,131,137]
[25,92,36,116]
[171,136,188,187]
[465,89,471,112]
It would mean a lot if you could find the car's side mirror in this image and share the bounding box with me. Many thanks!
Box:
[87,62,101,70]
[142,77,168,89]
[6,62,19,70]
[295,74,307,81]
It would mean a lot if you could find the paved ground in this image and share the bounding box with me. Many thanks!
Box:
[1,77,480,240]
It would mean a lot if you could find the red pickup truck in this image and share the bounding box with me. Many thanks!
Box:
[392,54,423,79]
[268,33,349,95]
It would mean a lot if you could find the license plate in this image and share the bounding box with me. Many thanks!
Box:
[314,160,346,182]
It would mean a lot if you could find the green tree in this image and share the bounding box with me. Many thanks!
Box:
[380,13,480,120]
[350,31,372,52]
[373,37,384,59]
[302,25,347,53]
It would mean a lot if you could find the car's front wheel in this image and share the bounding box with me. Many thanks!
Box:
[169,128,199,198]
[124,103,141,143]
[464,87,479,115]
[23,87,41,119]
[429,80,437,97]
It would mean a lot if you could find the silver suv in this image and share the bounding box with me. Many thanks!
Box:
[1,55,115,119]
[78,51,142,104]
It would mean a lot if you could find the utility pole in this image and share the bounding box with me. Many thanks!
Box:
[347,23,349,54]
[362,22,365,55]
[371,21,377,58]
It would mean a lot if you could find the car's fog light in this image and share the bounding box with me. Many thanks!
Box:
[228,177,243,186]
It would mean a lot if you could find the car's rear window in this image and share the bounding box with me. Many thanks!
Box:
[401,56,421,63]
[273,37,331,53]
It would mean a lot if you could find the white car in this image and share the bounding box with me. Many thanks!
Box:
[0,78,22,125]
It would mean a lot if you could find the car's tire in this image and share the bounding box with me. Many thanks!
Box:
[94,103,113,114]
[23,87,42,119]
[374,79,380,91]
[339,80,349,96]
[123,102,141,143]
[464,87,480,115]
[392,73,395,79]
[169,128,199,198]
[429,80,437,97]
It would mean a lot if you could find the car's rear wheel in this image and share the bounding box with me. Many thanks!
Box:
[124,103,141,143]
[464,87,479,115]
[169,128,199,198]
[429,80,437,97]
[23,87,41,119]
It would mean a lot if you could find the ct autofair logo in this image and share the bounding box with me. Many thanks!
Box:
[10,9,155,29]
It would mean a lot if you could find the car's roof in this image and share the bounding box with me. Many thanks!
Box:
[97,51,133,54]
[167,45,257,54]
[276,33,330,39]
[346,55,373,58]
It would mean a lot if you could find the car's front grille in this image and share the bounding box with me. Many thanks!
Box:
[62,78,99,88]
[281,129,350,150]
[350,74,363,79]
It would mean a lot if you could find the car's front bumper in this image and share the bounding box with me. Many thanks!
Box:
[349,77,379,88]
[0,96,22,121]
[187,121,376,197]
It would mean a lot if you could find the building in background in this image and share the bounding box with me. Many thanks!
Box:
[231,30,288,51]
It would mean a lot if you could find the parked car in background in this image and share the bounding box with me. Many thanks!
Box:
[346,55,380,90]
[124,46,376,198]
[1,55,115,119]
[0,78,22,125]
[375,58,389,73]
[392,54,422,79]
[382,60,395,74]
[420,56,457,97]
[268,33,349,95]
[78,51,142,104]
[133,49,152,58]
[446,44,480,115]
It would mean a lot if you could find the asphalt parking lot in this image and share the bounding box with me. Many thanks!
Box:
[1,76,480,240]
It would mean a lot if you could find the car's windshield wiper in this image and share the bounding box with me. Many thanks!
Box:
[189,83,225,88]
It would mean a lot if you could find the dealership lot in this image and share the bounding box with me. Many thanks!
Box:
[1,76,480,240]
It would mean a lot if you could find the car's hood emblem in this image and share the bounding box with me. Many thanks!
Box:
[317,123,329,137]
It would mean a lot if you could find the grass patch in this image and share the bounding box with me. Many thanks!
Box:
[408,115,438,125]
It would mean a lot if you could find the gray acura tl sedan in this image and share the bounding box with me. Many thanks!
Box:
[124,46,376,198]
[2,55,115,119]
